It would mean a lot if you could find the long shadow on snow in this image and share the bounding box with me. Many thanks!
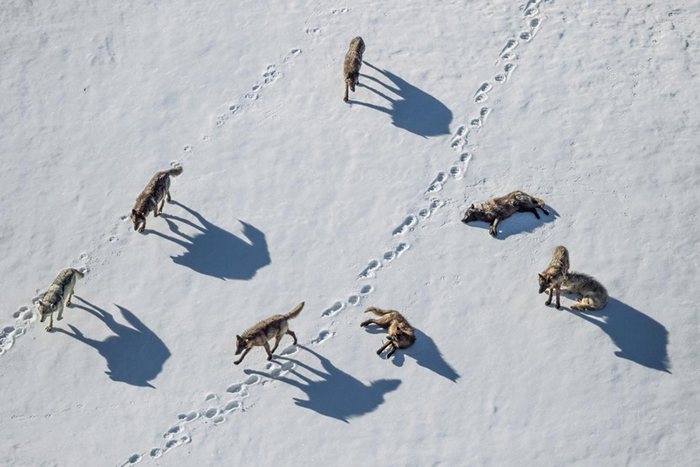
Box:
[564,297,671,373]
[146,201,271,280]
[349,61,452,138]
[55,297,171,388]
[464,205,560,240]
[363,326,460,382]
[245,345,401,423]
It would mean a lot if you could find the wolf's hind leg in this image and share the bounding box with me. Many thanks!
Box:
[529,207,541,219]
[386,343,398,359]
[166,190,172,203]
[555,286,561,309]
[376,339,392,356]
[286,330,298,345]
[361,319,378,327]
[489,218,500,237]
[538,204,550,216]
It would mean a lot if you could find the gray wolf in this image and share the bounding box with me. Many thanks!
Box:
[38,268,85,331]
[235,302,304,365]
[131,165,183,233]
[361,306,415,359]
[343,36,365,102]
[461,190,549,237]
[562,271,608,311]
[538,246,570,309]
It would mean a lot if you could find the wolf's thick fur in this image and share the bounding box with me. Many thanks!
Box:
[131,165,183,233]
[360,306,416,359]
[461,190,549,237]
[343,36,365,102]
[38,268,84,331]
[562,272,608,311]
[234,302,304,365]
[538,246,570,309]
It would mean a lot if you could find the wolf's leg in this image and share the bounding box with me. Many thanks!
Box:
[530,207,541,219]
[545,288,553,306]
[138,220,146,233]
[286,330,298,345]
[45,314,53,332]
[233,347,252,365]
[489,218,500,237]
[263,342,274,360]
[166,190,172,203]
[386,343,398,359]
[343,82,349,102]
[361,319,378,327]
[538,205,550,216]
[376,339,392,356]
[555,286,561,309]
[270,336,282,355]
[57,303,64,321]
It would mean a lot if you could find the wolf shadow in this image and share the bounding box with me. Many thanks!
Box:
[565,297,671,373]
[55,298,171,388]
[146,201,271,281]
[245,345,401,423]
[350,61,452,138]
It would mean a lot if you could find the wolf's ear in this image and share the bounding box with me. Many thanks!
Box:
[236,335,241,341]
[538,273,545,280]
[131,209,138,216]
[470,204,475,209]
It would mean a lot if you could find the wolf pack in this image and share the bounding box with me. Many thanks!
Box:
[35,36,608,368]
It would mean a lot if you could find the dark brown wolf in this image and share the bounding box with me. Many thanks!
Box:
[343,36,365,102]
[38,268,85,331]
[461,190,549,237]
[234,302,304,365]
[131,165,183,233]
[538,246,570,309]
[361,306,415,359]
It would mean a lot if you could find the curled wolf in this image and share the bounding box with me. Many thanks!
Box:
[361,306,416,359]
[538,245,570,309]
[131,165,183,233]
[562,272,608,311]
[38,268,85,331]
[461,190,549,237]
[234,302,304,365]
[343,36,365,102]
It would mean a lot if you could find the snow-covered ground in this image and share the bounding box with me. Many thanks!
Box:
[1,0,699,465]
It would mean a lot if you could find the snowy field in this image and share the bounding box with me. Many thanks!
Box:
[1,0,699,465]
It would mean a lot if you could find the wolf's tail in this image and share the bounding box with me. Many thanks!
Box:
[167,165,184,177]
[364,306,391,316]
[284,302,305,320]
[72,268,85,279]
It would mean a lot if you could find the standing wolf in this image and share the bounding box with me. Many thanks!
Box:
[461,190,549,237]
[538,246,570,309]
[234,302,304,365]
[37,268,84,331]
[343,36,365,102]
[131,165,183,233]
[562,272,608,311]
[361,306,416,359]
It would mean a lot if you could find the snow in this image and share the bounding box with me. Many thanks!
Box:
[1,0,699,465]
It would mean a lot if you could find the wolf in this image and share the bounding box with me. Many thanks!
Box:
[37,268,85,331]
[538,246,570,309]
[234,302,304,365]
[131,165,183,233]
[360,306,416,359]
[343,36,365,102]
[461,190,549,237]
[562,271,608,311]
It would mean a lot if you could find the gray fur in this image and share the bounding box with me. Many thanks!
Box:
[38,268,85,331]
[361,306,416,359]
[234,302,304,365]
[538,245,570,309]
[562,271,608,311]
[343,36,365,102]
[461,190,549,237]
[131,165,183,233]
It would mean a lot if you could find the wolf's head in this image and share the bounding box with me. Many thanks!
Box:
[461,204,483,223]
[131,209,146,233]
[538,273,552,294]
[235,335,250,355]
[37,300,56,322]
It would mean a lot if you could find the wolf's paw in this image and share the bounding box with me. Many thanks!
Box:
[545,300,551,306]
[57,316,63,321]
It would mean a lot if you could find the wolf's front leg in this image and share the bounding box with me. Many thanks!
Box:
[343,82,349,102]
[545,288,553,306]
[138,221,146,233]
[263,342,273,361]
[234,348,251,365]
[386,343,398,359]
[45,314,53,332]
[530,208,541,219]
[57,303,64,321]
[489,218,500,237]
[555,286,561,309]
[376,339,392,356]
[270,336,282,355]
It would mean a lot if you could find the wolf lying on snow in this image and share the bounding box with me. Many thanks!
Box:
[131,165,183,233]
[462,190,549,237]
[538,246,570,309]
[562,271,608,311]
[234,302,304,365]
[343,36,365,102]
[38,268,84,331]
[361,306,416,359]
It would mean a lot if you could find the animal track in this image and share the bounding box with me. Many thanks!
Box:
[348,295,360,305]
[321,301,344,317]
[426,172,448,194]
[499,39,518,58]
[305,27,321,35]
[310,330,334,345]
[392,216,417,236]
[358,259,382,278]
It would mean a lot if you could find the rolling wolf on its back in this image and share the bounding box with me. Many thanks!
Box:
[343,36,365,102]
[361,306,416,359]
[38,268,85,331]
[234,302,304,365]
[563,271,608,311]
[461,190,549,237]
[131,165,183,233]
[538,245,570,309]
